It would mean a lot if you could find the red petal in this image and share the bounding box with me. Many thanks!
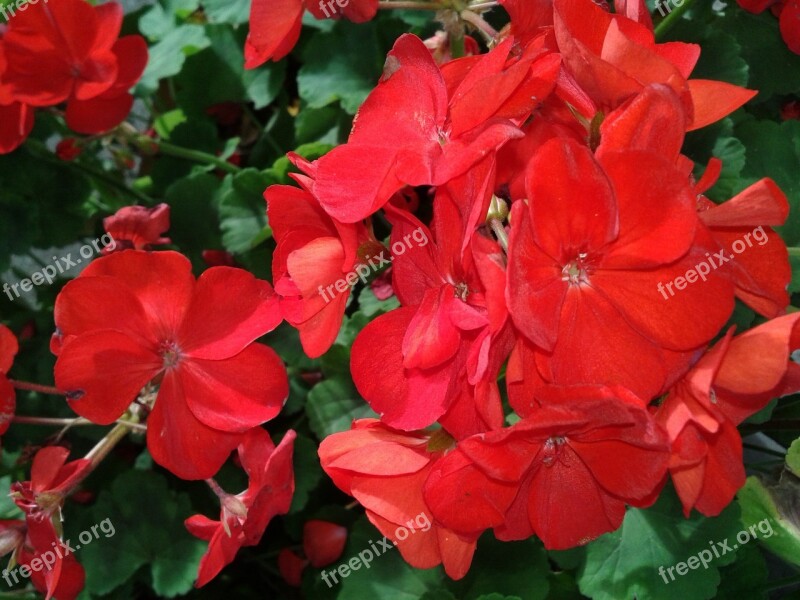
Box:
[147,373,243,480]
[180,267,281,360]
[687,79,757,131]
[55,331,160,425]
[180,344,288,433]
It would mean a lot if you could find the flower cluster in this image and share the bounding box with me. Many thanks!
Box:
[264,0,799,576]
[0,0,148,154]
[0,208,299,596]
[737,0,800,54]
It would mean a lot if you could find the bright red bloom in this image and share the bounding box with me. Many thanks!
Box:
[245,0,378,68]
[319,420,478,579]
[507,138,734,401]
[186,428,296,587]
[424,385,669,550]
[102,204,171,253]
[11,447,91,600]
[303,520,347,568]
[53,251,288,480]
[266,155,373,358]
[780,1,800,54]
[351,202,512,436]
[553,0,757,129]
[657,313,800,516]
[0,43,34,154]
[0,324,17,437]
[1,0,147,133]
[309,34,560,223]
[697,179,791,318]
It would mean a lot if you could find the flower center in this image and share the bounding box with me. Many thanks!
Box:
[561,253,591,285]
[159,340,183,370]
[541,436,566,467]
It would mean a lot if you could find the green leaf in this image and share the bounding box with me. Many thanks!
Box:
[306,378,375,439]
[735,119,800,245]
[164,172,222,265]
[217,169,272,254]
[715,542,768,600]
[137,24,211,93]
[788,439,800,477]
[718,10,800,101]
[737,475,800,567]
[71,470,205,597]
[298,19,398,114]
[175,26,285,115]
[201,0,249,24]
[358,286,400,317]
[290,433,325,513]
[447,534,550,600]
[576,486,741,600]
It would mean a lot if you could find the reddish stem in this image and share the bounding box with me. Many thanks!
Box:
[9,380,65,396]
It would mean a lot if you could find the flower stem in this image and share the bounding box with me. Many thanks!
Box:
[84,421,137,470]
[489,219,509,254]
[9,380,64,396]
[13,416,91,427]
[654,0,696,40]
[155,141,241,174]
[461,9,498,42]
[24,139,153,205]
[205,478,228,500]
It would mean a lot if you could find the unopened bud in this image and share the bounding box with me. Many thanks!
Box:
[486,195,509,223]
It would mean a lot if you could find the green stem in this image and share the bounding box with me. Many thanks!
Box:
[377,1,443,9]
[24,139,153,205]
[490,219,509,254]
[654,0,696,40]
[155,140,241,174]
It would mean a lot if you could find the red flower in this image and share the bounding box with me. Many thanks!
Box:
[53,251,288,480]
[424,385,669,550]
[309,34,560,223]
[779,0,800,54]
[11,447,91,600]
[319,420,478,579]
[102,204,171,253]
[697,179,791,318]
[554,0,756,129]
[186,428,296,587]
[0,43,34,154]
[246,0,378,68]
[303,520,347,567]
[351,203,512,436]
[657,313,800,516]
[1,0,147,133]
[506,137,734,400]
[0,324,17,438]
[266,154,373,358]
